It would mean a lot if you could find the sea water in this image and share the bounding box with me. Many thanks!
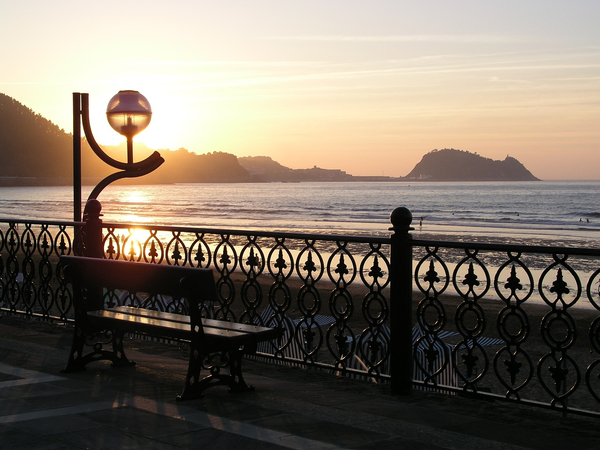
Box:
[0,181,598,246]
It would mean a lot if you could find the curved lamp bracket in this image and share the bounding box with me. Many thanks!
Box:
[87,157,164,202]
[73,92,165,221]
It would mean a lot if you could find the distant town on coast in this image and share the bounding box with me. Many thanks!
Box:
[0,93,539,186]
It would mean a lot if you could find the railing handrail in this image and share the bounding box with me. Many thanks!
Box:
[4,217,598,257]
[410,237,600,257]
[100,220,392,245]
[0,218,83,227]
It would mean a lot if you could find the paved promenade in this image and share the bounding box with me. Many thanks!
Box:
[0,315,599,450]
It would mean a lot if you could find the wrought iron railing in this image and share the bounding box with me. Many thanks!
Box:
[1,207,600,417]
[98,221,393,383]
[409,237,600,416]
[0,219,80,320]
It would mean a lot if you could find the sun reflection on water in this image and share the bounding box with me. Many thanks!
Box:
[121,190,150,205]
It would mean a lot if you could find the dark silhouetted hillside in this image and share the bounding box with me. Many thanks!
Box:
[0,93,72,183]
[143,149,252,183]
[404,148,539,181]
[239,156,354,182]
[238,156,294,180]
[0,93,251,185]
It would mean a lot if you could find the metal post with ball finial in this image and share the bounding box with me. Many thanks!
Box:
[389,207,414,395]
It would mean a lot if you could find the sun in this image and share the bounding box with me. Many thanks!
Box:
[85,88,205,152]
[131,96,209,151]
[83,82,223,158]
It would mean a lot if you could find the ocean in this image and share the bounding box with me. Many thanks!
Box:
[0,181,598,246]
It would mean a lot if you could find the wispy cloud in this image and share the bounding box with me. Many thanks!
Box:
[166,61,600,92]
[126,61,321,68]
[261,35,536,44]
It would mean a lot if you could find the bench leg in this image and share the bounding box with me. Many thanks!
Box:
[177,348,254,401]
[228,349,253,393]
[110,331,136,368]
[62,326,135,373]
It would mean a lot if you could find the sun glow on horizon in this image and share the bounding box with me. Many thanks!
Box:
[84,88,217,153]
[1,1,599,180]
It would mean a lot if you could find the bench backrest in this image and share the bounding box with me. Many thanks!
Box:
[60,256,218,325]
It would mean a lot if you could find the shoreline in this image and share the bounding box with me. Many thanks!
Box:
[410,229,600,249]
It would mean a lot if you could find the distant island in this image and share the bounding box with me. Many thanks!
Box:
[239,150,539,182]
[403,148,539,181]
[0,93,539,185]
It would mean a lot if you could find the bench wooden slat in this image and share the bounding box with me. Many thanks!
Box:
[62,257,218,300]
[111,306,281,340]
[87,310,253,347]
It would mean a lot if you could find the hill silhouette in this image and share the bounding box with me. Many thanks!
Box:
[238,156,354,182]
[0,93,252,185]
[404,148,539,181]
[0,94,72,183]
[0,93,539,184]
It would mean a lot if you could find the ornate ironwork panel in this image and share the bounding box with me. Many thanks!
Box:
[412,238,600,415]
[0,220,75,321]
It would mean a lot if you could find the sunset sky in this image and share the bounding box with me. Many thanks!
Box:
[1,1,599,180]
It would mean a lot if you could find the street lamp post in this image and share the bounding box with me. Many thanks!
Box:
[72,91,164,222]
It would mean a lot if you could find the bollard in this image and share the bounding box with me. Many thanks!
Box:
[83,199,104,259]
[82,199,104,310]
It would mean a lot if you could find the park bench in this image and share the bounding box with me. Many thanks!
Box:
[60,255,282,400]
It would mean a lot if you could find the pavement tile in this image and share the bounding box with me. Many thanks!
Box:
[82,406,208,439]
[336,397,477,428]
[158,427,291,449]
[0,398,32,417]
[444,418,600,450]
[0,428,78,450]
[0,424,49,450]
[352,436,450,450]
[249,412,390,448]
[0,373,21,383]
[285,387,374,408]
[57,426,182,450]
[190,395,283,421]
[10,413,101,436]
